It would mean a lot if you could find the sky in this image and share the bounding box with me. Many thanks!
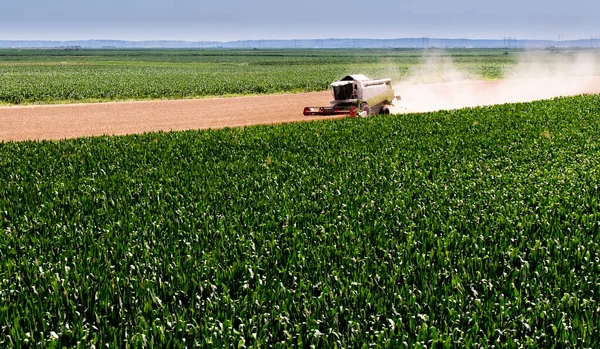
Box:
[1,0,598,41]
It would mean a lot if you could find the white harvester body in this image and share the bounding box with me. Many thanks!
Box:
[304,75,400,117]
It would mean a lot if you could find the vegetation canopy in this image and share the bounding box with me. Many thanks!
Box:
[1,95,600,346]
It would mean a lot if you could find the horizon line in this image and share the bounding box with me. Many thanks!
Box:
[1,37,597,42]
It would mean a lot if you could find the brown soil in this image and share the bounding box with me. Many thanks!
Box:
[2,77,600,142]
[0,91,337,142]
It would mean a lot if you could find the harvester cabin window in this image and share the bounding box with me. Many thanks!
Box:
[333,83,353,101]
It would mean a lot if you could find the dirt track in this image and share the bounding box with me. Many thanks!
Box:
[0,91,338,142]
[2,77,600,142]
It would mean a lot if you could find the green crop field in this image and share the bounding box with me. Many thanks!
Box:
[2,48,598,106]
[0,48,526,105]
[2,94,600,347]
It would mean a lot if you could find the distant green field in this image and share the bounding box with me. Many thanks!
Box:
[1,95,600,346]
[0,48,523,105]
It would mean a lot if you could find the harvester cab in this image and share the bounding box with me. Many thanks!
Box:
[304,74,401,117]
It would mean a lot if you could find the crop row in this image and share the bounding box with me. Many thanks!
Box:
[1,95,600,346]
[0,49,520,104]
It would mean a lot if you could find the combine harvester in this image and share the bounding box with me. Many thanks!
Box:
[303,75,401,117]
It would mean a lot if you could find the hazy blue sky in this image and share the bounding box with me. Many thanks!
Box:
[1,0,597,41]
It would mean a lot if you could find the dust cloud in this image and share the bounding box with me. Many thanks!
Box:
[389,50,600,114]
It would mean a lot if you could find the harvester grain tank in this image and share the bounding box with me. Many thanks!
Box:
[303,75,401,117]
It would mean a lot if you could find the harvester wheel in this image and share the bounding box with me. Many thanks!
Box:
[381,106,390,114]
[360,102,371,116]
[349,106,357,117]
